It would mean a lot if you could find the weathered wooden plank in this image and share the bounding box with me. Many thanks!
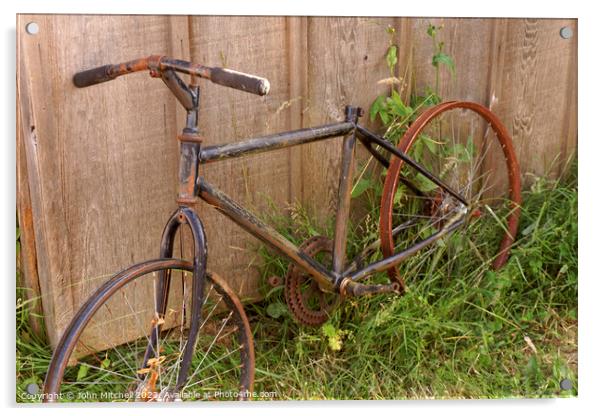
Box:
[559,21,577,177]
[304,17,396,221]
[411,18,494,104]
[555,19,578,177]
[18,15,61,344]
[286,16,309,207]
[413,18,494,155]
[16,64,45,339]
[393,17,415,105]
[188,16,291,299]
[410,19,506,197]
[490,18,578,182]
[17,14,185,347]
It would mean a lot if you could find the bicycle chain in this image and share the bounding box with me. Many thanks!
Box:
[284,236,339,327]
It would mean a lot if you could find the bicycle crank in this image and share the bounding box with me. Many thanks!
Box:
[284,236,340,327]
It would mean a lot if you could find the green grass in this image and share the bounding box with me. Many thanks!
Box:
[16,164,577,401]
[16,292,52,402]
[248,162,578,399]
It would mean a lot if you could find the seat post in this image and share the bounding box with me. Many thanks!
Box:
[332,106,362,281]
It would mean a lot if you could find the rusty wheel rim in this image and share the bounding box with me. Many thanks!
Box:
[43,259,254,402]
[379,101,521,287]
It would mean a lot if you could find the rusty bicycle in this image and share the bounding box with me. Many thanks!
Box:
[43,55,521,402]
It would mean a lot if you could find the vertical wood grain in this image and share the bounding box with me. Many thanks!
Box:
[394,17,415,105]
[489,18,577,182]
[286,16,309,206]
[17,14,184,347]
[16,65,45,339]
[304,17,396,221]
[558,20,578,177]
[188,16,291,299]
[411,18,494,104]
[413,19,500,196]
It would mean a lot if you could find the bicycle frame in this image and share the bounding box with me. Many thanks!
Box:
[191,106,467,296]
[102,58,467,296]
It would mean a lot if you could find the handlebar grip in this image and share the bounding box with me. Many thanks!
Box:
[209,68,270,96]
[73,65,115,88]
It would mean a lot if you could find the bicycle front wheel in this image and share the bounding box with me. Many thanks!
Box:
[43,259,254,402]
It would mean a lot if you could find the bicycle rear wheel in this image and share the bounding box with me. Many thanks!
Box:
[379,101,521,288]
[43,259,254,402]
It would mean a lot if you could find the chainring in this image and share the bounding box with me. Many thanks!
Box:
[284,236,339,327]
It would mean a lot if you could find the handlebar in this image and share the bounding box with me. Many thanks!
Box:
[73,55,270,96]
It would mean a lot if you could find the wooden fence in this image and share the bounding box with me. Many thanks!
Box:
[17,15,577,347]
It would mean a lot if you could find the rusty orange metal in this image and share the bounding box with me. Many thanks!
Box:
[379,101,522,286]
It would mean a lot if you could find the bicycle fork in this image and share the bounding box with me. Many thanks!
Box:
[142,207,208,394]
[142,79,209,396]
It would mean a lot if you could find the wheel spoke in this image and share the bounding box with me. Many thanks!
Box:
[45,262,254,402]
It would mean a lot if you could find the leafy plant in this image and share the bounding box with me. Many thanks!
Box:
[352,23,457,203]
[427,23,456,94]
[368,22,455,146]
[321,323,348,352]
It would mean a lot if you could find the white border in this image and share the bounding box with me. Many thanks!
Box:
[3,1,597,415]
